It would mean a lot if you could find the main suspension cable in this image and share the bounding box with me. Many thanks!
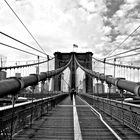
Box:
[92,57,140,69]
[0,57,54,70]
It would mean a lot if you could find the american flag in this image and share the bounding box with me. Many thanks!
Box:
[73,44,78,48]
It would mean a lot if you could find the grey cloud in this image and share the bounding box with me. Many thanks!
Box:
[103,0,125,18]
[97,0,140,56]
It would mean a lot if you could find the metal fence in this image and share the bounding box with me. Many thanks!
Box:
[0,93,68,140]
[80,94,140,134]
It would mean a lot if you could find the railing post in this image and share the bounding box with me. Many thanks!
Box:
[105,75,113,119]
[115,77,125,127]
[41,81,45,116]
[120,88,125,127]
[29,74,39,127]
[105,75,112,99]
[30,85,35,128]
[107,83,111,99]
[107,83,112,119]
[101,80,105,113]
[96,78,99,109]
[8,77,24,140]
[96,78,99,95]
[10,95,17,140]
[41,81,45,94]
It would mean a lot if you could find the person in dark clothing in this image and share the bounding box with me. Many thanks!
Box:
[73,90,76,97]
[70,89,74,101]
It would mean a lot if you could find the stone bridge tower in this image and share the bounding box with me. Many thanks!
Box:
[54,52,93,93]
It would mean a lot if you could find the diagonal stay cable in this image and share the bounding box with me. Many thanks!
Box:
[95,44,140,61]
[0,42,46,58]
[107,52,140,60]
[4,0,49,57]
[106,24,140,57]
[105,46,140,59]
[61,76,70,88]
[0,31,46,56]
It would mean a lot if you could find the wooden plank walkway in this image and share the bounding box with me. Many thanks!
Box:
[13,97,74,140]
[75,97,117,140]
[13,95,140,140]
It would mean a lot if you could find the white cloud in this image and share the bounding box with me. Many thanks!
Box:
[103,26,112,35]
[86,2,96,12]
[2,0,136,63]
[101,36,111,42]
[115,10,124,17]
[126,0,139,4]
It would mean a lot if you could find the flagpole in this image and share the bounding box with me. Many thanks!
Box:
[73,44,78,52]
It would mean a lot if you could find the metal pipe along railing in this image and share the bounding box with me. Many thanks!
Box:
[75,56,140,96]
[0,57,72,98]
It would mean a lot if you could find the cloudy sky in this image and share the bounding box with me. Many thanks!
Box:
[0,0,140,64]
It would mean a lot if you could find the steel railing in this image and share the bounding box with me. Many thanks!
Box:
[0,93,68,140]
[80,93,140,134]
